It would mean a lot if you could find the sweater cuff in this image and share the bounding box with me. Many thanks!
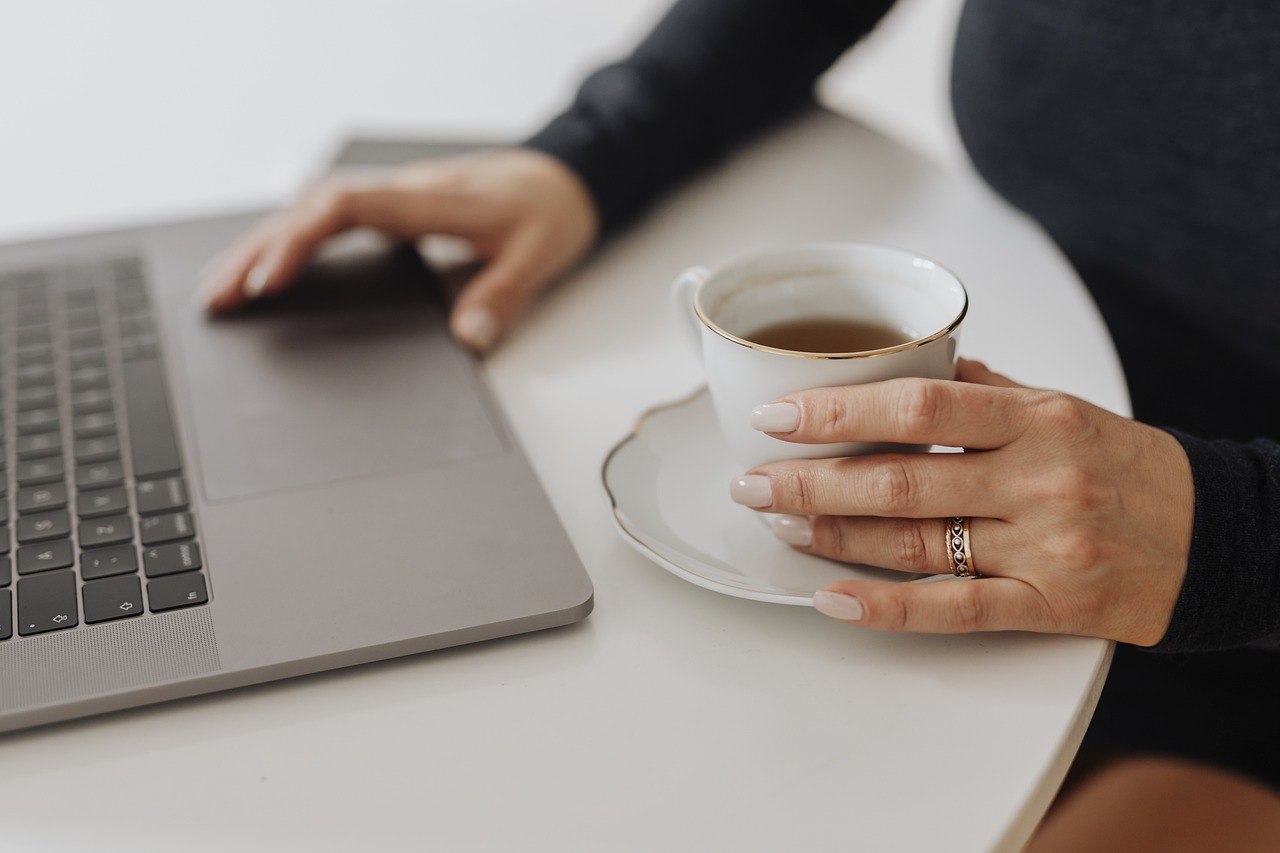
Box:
[522,106,619,239]
[1153,430,1280,652]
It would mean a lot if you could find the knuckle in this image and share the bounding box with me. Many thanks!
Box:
[1041,464,1109,514]
[1033,390,1090,433]
[783,469,814,514]
[945,583,989,632]
[877,590,912,633]
[1045,525,1102,570]
[893,520,933,571]
[896,378,947,437]
[811,396,852,438]
[819,517,848,558]
[307,185,351,227]
[869,458,915,515]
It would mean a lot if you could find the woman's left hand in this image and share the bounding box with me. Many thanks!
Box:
[732,359,1194,646]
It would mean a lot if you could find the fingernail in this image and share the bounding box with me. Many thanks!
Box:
[453,305,500,353]
[813,590,864,622]
[750,402,800,433]
[771,514,813,547]
[730,474,773,508]
[244,263,271,298]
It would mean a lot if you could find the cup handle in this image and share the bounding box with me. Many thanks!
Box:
[670,266,710,353]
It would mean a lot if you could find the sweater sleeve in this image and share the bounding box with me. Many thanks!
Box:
[523,0,896,237]
[1154,431,1280,652]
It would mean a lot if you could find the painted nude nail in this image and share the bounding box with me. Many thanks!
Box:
[771,514,813,547]
[244,263,271,297]
[729,474,773,508]
[750,402,800,433]
[453,305,500,353]
[812,590,864,622]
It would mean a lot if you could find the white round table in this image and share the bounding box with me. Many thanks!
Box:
[0,3,1124,850]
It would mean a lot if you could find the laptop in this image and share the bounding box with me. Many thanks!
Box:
[0,137,594,734]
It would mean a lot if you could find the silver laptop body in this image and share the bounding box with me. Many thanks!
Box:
[0,139,594,733]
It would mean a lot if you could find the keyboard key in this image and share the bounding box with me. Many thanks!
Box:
[14,407,59,434]
[72,411,117,439]
[0,529,10,556]
[15,363,55,388]
[74,435,120,463]
[122,359,183,478]
[17,510,72,543]
[68,328,103,350]
[143,541,201,577]
[140,512,194,546]
[71,388,113,414]
[76,487,129,518]
[65,308,101,332]
[78,515,133,548]
[65,289,98,310]
[16,386,57,409]
[136,476,188,515]
[0,590,10,640]
[16,539,75,575]
[119,315,153,337]
[17,456,66,486]
[120,338,159,361]
[69,366,110,391]
[69,350,107,371]
[76,459,125,489]
[1,556,10,587]
[83,575,144,624]
[16,345,53,369]
[147,572,207,612]
[0,496,8,521]
[81,544,139,580]
[15,326,51,348]
[16,308,48,328]
[16,483,68,514]
[16,432,61,459]
[17,571,78,635]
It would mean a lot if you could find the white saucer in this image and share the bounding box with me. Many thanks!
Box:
[602,387,919,605]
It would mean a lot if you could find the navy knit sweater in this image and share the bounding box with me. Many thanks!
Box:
[525,0,1280,653]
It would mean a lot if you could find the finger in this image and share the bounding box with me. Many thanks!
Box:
[772,514,1012,577]
[751,376,1033,449]
[812,575,1055,635]
[223,181,450,304]
[195,229,273,313]
[956,357,1025,388]
[242,185,381,299]
[448,228,554,353]
[733,452,1014,519]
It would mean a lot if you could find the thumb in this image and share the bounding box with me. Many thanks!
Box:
[448,234,549,353]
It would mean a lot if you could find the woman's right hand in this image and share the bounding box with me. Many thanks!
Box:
[196,147,599,354]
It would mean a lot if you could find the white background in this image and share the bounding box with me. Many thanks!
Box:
[0,0,965,242]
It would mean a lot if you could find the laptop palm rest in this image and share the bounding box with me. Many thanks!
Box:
[170,235,506,503]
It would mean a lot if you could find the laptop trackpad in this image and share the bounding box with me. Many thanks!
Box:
[171,240,507,503]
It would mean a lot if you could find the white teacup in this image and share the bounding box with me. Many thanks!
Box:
[671,242,967,470]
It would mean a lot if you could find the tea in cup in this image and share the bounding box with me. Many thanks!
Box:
[671,242,967,469]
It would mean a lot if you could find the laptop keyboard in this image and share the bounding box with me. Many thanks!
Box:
[0,254,207,641]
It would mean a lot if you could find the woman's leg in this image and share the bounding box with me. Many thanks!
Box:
[1028,755,1280,853]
